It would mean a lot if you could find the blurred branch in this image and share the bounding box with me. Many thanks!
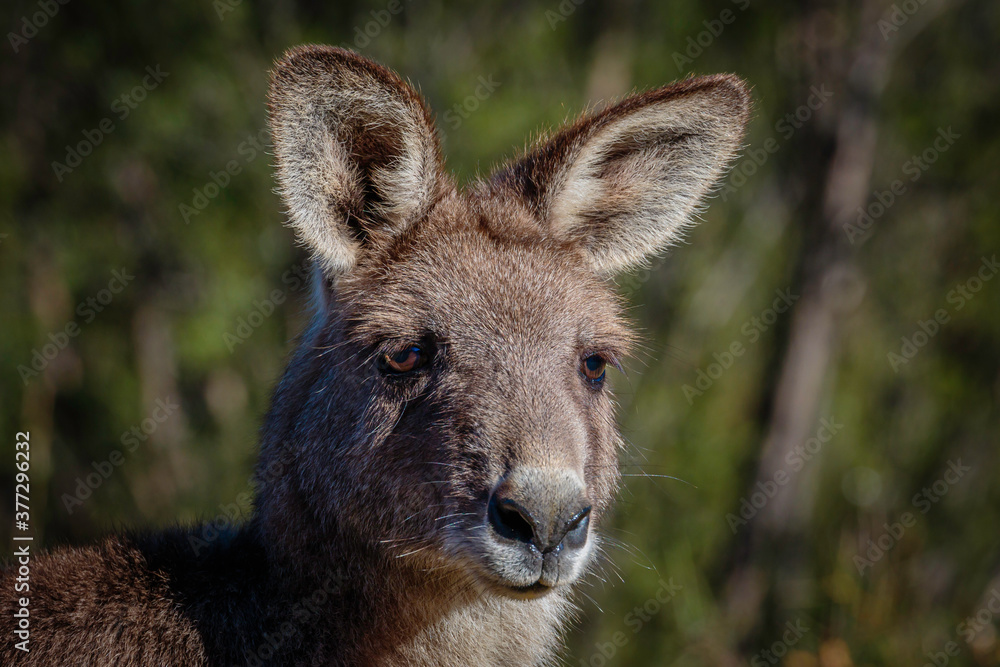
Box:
[717,0,947,646]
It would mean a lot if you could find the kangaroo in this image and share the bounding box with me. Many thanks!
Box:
[2,46,749,666]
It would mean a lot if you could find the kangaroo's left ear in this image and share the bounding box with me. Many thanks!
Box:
[492,75,751,276]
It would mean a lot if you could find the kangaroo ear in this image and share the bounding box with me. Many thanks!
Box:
[494,75,750,276]
[268,46,446,277]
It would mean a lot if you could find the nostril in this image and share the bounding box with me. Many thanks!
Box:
[488,495,536,545]
[561,506,591,550]
[566,506,591,530]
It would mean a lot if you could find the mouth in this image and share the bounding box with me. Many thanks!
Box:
[442,533,567,600]
[506,580,554,599]
[457,535,591,601]
[478,573,556,600]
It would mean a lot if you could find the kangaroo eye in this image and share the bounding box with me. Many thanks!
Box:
[380,346,428,374]
[581,355,606,383]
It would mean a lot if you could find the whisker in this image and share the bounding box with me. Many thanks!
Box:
[620,473,697,488]
[395,544,432,559]
[435,512,477,522]
[575,589,604,614]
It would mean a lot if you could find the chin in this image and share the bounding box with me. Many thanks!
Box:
[443,531,594,603]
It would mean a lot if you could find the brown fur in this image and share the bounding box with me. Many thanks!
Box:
[2,46,749,666]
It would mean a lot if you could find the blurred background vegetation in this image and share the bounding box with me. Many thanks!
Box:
[2,0,999,665]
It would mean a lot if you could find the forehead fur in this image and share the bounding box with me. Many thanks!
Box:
[337,193,634,357]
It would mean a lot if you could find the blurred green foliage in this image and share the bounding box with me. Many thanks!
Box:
[2,0,999,665]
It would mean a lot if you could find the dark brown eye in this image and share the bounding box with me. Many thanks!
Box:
[582,354,606,383]
[380,346,428,374]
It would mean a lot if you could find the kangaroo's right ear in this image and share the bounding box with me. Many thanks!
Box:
[268,45,446,278]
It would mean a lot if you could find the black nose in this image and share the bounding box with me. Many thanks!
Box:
[487,490,591,554]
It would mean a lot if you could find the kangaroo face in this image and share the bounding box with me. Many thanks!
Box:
[331,210,631,595]
[264,46,749,598]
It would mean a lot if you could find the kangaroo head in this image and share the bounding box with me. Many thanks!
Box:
[260,46,749,600]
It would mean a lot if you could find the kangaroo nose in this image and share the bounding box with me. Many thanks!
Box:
[487,469,591,553]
